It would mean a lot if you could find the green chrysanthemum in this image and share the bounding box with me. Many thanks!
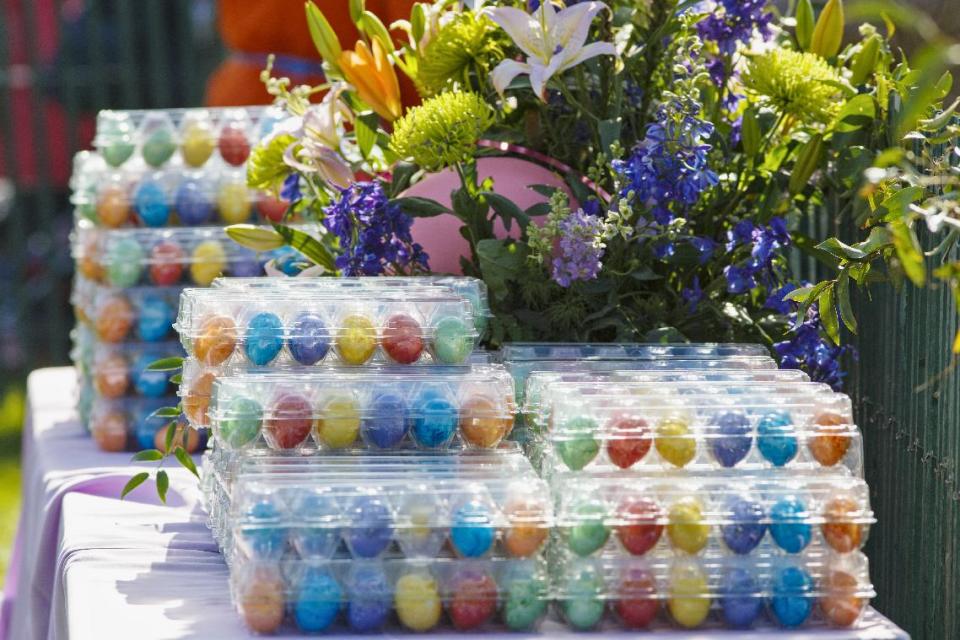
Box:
[742,49,845,124]
[390,92,496,172]
[418,14,503,97]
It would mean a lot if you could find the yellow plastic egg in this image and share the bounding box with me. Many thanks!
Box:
[335,314,378,365]
[655,417,696,467]
[395,572,442,632]
[667,497,710,554]
[316,396,361,449]
[668,563,711,628]
[190,240,227,286]
[181,123,216,167]
[218,181,252,224]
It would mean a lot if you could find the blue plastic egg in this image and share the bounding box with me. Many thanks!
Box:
[711,411,752,467]
[294,567,342,632]
[239,498,287,559]
[720,567,764,628]
[361,391,409,449]
[346,496,393,558]
[411,389,457,448]
[243,312,284,366]
[450,500,496,558]
[132,400,166,450]
[134,180,170,227]
[287,312,330,366]
[770,566,814,627]
[174,178,214,225]
[346,563,391,632]
[137,295,175,342]
[756,411,798,466]
[133,353,168,397]
[769,497,812,553]
[229,248,262,277]
[721,498,767,555]
[290,491,341,559]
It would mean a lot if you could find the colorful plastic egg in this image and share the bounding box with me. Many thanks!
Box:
[411,389,457,448]
[148,241,185,285]
[395,572,442,632]
[78,236,105,281]
[448,568,498,630]
[287,312,330,365]
[561,569,605,631]
[615,497,663,556]
[459,394,511,448]
[502,567,547,631]
[141,124,177,167]
[346,495,393,558]
[565,500,610,557]
[361,391,409,449]
[668,563,711,628]
[771,566,814,627]
[133,180,170,227]
[345,563,391,632]
[174,178,215,225]
[96,184,131,228]
[769,497,812,553]
[265,392,313,449]
[152,417,201,453]
[450,500,496,558]
[183,371,215,427]
[503,497,548,558]
[317,396,361,449]
[229,248,262,277]
[133,353,168,397]
[217,180,252,223]
[180,119,216,167]
[94,354,129,398]
[106,237,145,288]
[239,498,286,559]
[219,396,262,448]
[98,114,135,167]
[606,414,652,469]
[809,411,851,466]
[218,123,251,166]
[133,403,163,451]
[289,490,341,559]
[820,570,864,627]
[721,497,767,555]
[257,193,290,222]
[335,314,377,365]
[96,295,134,342]
[711,410,752,467]
[237,564,285,634]
[92,411,128,452]
[194,314,237,365]
[656,416,697,467]
[667,497,710,554]
[243,311,284,366]
[822,496,864,553]
[556,416,599,471]
[381,313,424,364]
[720,567,763,628]
[294,567,342,632]
[189,240,227,286]
[616,568,659,629]
[137,295,175,342]
[396,493,445,557]
[757,410,798,466]
[432,315,473,364]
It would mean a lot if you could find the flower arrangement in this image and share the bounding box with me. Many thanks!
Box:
[231,0,960,391]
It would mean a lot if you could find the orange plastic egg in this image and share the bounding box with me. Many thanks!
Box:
[94,354,130,398]
[183,371,216,427]
[503,498,549,557]
[154,423,201,453]
[822,496,863,553]
[92,411,128,452]
[820,570,865,627]
[459,394,512,448]
[808,411,851,466]
[193,315,237,366]
[95,296,134,342]
[97,185,130,228]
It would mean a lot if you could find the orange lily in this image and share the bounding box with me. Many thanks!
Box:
[338,39,403,122]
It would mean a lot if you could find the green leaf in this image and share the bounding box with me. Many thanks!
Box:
[816,237,867,261]
[132,449,164,462]
[889,219,926,287]
[818,284,841,345]
[226,225,286,252]
[359,10,394,52]
[793,233,841,271]
[482,192,530,232]
[810,0,845,59]
[389,162,419,196]
[598,119,621,154]
[348,0,364,24]
[741,108,761,157]
[836,271,858,333]
[784,286,815,303]
[857,226,894,254]
[392,196,451,218]
[476,239,526,298]
[164,421,176,453]
[795,0,814,50]
[169,373,182,385]
[121,472,150,499]
[529,184,559,198]
[850,34,881,85]
[789,134,825,194]
[834,95,876,133]
[794,280,834,326]
[410,3,426,43]
[149,407,181,420]
[305,2,343,73]
[919,96,960,132]
[354,111,379,160]
[878,186,924,222]
[146,357,183,372]
[272,225,338,272]
[175,447,200,479]
[156,470,169,504]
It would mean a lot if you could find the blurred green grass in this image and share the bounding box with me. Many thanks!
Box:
[0,386,24,587]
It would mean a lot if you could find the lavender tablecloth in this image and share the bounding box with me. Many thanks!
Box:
[3,367,911,640]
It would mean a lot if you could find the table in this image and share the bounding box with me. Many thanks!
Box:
[3,368,912,640]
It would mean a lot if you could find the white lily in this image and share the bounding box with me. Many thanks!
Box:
[487,1,617,102]
[280,83,355,188]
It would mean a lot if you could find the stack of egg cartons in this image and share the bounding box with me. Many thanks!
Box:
[180,277,555,634]
[502,344,875,631]
[68,106,314,452]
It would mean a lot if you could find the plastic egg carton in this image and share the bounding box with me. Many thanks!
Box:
[501,342,771,362]
[551,551,874,631]
[88,339,183,400]
[211,275,493,335]
[230,555,550,635]
[76,281,184,344]
[88,394,202,453]
[204,366,516,452]
[531,392,863,476]
[71,224,316,288]
[552,474,873,560]
[175,287,482,368]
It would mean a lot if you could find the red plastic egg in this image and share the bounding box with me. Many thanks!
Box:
[265,392,314,449]
[257,193,290,222]
[218,125,251,166]
[448,569,498,631]
[381,313,424,364]
[615,497,664,556]
[606,414,652,469]
[615,569,660,629]
[148,241,186,286]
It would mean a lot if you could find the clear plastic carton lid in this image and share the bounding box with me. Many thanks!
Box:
[500,343,771,362]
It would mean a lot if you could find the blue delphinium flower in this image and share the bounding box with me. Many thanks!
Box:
[323,181,429,276]
[697,0,774,56]
[280,173,302,204]
[775,303,850,390]
[551,209,605,287]
[723,217,790,293]
[682,276,703,312]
